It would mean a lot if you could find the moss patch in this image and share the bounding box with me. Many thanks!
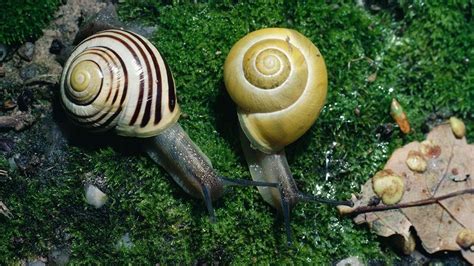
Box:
[1,1,473,264]
[0,0,61,45]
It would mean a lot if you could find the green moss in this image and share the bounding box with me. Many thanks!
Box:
[0,0,61,44]
[1,0,473,264]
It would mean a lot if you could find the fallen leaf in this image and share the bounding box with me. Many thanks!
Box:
[349,124,474,263]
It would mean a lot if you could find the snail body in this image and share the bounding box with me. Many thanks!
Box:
[61,29,282,221]
[224,28,350,238]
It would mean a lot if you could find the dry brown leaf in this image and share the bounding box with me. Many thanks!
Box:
[350,124,474,263]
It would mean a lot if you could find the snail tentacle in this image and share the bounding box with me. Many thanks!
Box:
[202,185,216,223]
[146,123,288,222]
[145,123,225,202]
[221,175,293,245]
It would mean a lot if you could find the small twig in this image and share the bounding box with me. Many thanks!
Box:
[347,56,375,69]
[0,112,35,131]
[0,169,7,176]
[349,188,474,215]
[24,74,60,86]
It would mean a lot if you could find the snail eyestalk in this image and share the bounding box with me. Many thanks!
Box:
[221,176,293,245]
[240,131,352,209]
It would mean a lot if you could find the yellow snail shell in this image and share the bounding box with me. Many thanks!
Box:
[224,28,328,153]
[60,29,180,138]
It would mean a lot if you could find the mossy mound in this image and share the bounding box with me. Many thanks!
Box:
[0,1,473,264]
[0,0,61,45]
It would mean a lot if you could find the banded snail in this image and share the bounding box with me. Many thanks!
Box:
[60,29,285,221]
[224,28,351,241]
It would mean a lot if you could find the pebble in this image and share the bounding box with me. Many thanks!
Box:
[0,43,7,62]
[3,99,16,110]
[48,247,70,266]
[85,184,108,208]
[49,39,64,55]
[336,256,364,266]
[26,259,47,266]
[0,63,4,77]
[19,63,46,80]
[8,155,18,171]
[0,138,15,153]
[74,3,122,44]
[17,89,33,111]
[18,42,35,61]
[375,123,394,140]
[116,232,134,249]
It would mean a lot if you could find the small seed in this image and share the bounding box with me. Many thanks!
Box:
[420,140,441,159]
[449,117,466,138]
[85,184,108,209]
[372,169,404,205]
[337,205,355,215]
[406,150,427,172]
[390,98,410,134]
[456,228,474,249]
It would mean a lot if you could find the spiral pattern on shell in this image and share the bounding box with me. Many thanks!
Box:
[60,29,180,138]
[224,28,327,153]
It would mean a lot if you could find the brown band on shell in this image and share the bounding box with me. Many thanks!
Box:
[163,57,176,113]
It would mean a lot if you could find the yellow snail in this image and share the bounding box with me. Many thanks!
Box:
[224,28,351,241]
[60,29,285,222]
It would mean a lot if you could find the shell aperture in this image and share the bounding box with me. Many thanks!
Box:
[60,29,180,138]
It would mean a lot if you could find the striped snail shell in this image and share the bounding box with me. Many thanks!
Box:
[59,29,288,226]
[60,29,180,138]
[224,28,327,153]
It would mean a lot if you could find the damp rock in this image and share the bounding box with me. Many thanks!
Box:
[48,247,70,266]
[375,123,394,140]
[336,256,364,266]
[74,3,122,44]
[0,138,15,153]
[26,257,47,266]
[422,109,453,133]
[18,42,35,61]
[85,184,108,208]
[0,43,8,62]
[8,155,19,171]
[116,232,134,249]
[0,63,5,77]
[17,89,34,111]
[19,63,47,80]
[49,39,64,55]
[124,23,158,40]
